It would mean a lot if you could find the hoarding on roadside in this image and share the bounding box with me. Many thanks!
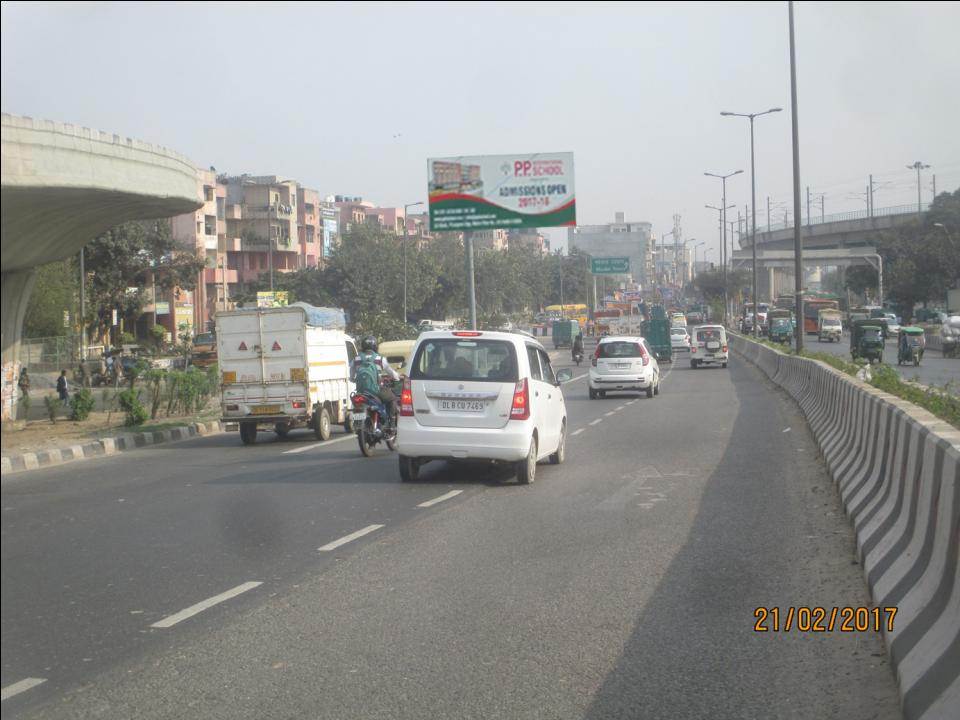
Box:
[257,291,289,308]
[427,152,575,232]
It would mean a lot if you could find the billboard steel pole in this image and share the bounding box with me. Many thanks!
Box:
[465,232,477,330]
[789,0,803,353]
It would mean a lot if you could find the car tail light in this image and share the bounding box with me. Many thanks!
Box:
[691,346,697,353]
[510,378,530,420]
[292,400,305,409]
[400,378,414,417]
[592,346,600,367]
[453,331,482,337]
[722,345,728,353]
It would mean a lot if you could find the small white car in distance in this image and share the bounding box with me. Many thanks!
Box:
[397,330,572,485]
[670,326,691,353]
[588,336,661,399]
[690,325,729,368]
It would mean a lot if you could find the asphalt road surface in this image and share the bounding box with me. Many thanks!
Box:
[2,349,902,719]
[796,332,959,392]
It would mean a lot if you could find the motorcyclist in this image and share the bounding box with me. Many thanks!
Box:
[351,336,401,426]
[572,332,584,362]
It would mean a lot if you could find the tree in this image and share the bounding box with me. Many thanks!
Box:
[693,268,749,302]
[83,220,205,342]
[23,258,79,338]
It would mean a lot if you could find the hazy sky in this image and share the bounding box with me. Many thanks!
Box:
[3,1,959,260]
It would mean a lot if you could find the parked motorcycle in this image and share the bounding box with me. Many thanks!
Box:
[350,380,398,457]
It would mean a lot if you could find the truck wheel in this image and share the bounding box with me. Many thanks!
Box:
[399,456,420,482]
[240,421,257,445]
[274,422,291,438]
[313,406,332,441]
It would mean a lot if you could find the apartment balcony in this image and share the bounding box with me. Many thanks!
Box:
[247,204,295,220]
[204,235,219,251]
[205,267,238,284]
[225,204,242,219]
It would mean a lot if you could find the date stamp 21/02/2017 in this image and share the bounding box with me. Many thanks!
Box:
[754,606,897,633]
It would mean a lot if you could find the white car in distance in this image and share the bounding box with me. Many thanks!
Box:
[671,326,691,353]
[397,331,572,485]
[588,336,661,399]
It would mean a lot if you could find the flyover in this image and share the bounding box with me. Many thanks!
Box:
[1,113,201,419]
[731,203,926,301]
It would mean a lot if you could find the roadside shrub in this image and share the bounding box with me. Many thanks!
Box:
[43,395,58,423]
[143,368,166,419]
[69,388,95,421]
[118,388,148,426]
[18,394,31,421]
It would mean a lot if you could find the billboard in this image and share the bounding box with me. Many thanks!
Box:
[257,291,289,308]
[428,152,575,232]
[591,257,630,274]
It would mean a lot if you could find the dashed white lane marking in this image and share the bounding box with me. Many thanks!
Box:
[283,434,356,454]
[782,427,792,433]
[589,419,603,426]
[417,490,463,508]
[571,428,585,436]
[318,524,385,552]
[604,411,617,417]
[562,373,588,385]
[1,678,47,702]
[627,400,637,405]
[150,581,262,629]
[615,405,626,411]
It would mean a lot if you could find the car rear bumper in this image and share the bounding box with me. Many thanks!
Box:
[589,371,653,390]
[691,353,728,364]
[396,419,532,462]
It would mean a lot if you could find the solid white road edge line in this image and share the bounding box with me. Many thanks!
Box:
[1,678,47,702]
[318,524,385,552]
[571,428,585,436]
[589,419,603,426]
[283,434,356,454]
[149,581,263,629]
[417,490,464,508]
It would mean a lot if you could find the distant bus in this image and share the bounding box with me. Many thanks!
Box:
[803,297,840,334]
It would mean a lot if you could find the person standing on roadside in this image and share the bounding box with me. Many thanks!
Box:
[18,367,30,399]
[56,369,70,407]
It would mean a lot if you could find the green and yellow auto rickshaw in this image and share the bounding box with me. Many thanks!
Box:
[767,309,794,344]
[850,320,884,364]
[896,326,925,367]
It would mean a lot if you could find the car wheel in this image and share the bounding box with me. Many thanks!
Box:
[549,422,566,465]
[599,390,607,398]
[274,422,291,439]
[313,406,332,441]
[654,378,660,395]
[516,436,537,484]
[399,455,420,482]
[588,387,597,400]
[690,360,698,369]
[240,421,257,445]
[646,383,654,398]
[722,362,728,369]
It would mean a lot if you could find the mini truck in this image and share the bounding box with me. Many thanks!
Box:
[216,305,357,445]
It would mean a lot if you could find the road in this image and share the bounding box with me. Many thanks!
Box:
[798,332,959,392]
[2,348,902,719]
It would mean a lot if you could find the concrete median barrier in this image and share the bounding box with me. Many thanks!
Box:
[729,333,959,720]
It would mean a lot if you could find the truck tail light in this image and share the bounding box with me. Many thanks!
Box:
[400,378,414,417]
[226,404,239,411]
[292,400,305,409]
[510,378,530,420]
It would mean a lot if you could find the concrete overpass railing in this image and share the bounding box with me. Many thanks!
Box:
[729,332,959,720]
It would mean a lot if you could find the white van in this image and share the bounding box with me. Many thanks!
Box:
[217,306,357,444]
[689,325,729,368]
[396,330,572,484]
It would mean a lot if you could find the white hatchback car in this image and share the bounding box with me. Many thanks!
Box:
[670,326,691,353]
[397,331,572,484]
[690,325,729,368]
[588,336,661,399]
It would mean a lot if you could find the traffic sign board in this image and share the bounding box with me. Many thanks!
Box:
[591,257,630,274]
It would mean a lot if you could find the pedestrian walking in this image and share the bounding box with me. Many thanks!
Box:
[56,369,70,407]
[17,367,30,398]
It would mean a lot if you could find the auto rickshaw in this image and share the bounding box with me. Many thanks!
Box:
[850,320,884,364]
[767,309,794,344]
[896,327,925,367]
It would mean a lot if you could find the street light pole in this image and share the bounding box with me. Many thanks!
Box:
[788,0,804,353]
[705,170,743,326]
[720,106,782,338]
[402,201,425,325]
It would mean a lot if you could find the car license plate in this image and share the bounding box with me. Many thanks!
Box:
[438,399,484,412]
[351,412,366,423]
[616,363,631,369]
[251,404,280,415]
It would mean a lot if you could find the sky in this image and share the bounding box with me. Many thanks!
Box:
[2,0,959,262]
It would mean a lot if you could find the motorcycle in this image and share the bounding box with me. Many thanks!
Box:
[573,349,583,366]
[349,379,398,457]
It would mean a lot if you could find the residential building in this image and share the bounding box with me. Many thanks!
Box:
[472,228,509,251]
[508,228,547,254]
[568,212,654,288]
[297,186,323,268]
[333,196,374,233]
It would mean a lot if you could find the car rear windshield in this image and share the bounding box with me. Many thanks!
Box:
[598,341,642,358]
[697,329,724,342]
[671,328,687,336]
[410,339,518,382]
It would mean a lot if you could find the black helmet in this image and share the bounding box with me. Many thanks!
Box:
[361,335,378,353]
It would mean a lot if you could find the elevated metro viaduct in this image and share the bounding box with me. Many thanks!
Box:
[1,113,201,419]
